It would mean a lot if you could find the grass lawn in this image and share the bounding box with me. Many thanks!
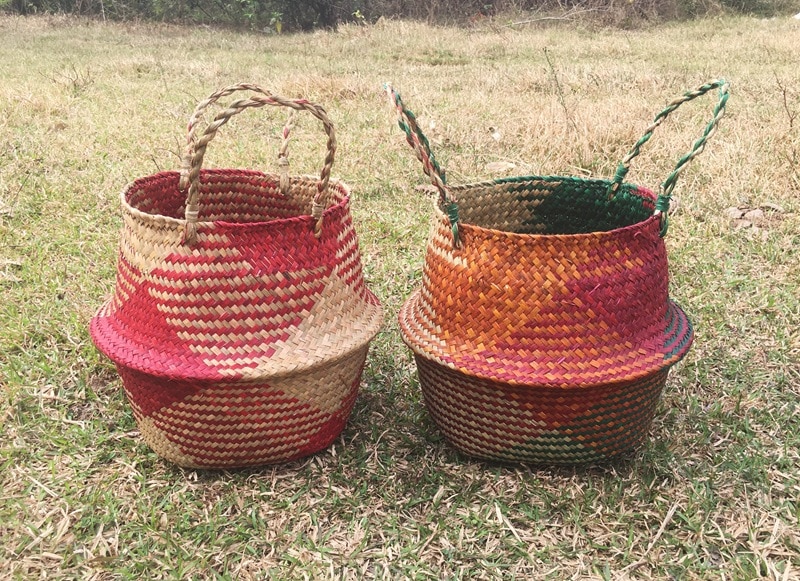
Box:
[1,12,799,579]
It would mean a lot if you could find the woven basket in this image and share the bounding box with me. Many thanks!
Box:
[91,84,383,468]
[387,81,729,464]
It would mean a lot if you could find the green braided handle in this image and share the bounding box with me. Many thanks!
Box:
[385,84,461,247]
[608,79,729,236]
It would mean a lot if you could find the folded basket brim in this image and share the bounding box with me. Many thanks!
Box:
[400,293,693,388]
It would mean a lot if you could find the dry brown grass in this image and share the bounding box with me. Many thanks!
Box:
[1,12,799,580]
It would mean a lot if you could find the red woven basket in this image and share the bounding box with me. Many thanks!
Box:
[387,81,729,464]
[90,84,383,468]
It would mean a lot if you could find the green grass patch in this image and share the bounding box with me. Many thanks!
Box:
[1,13,798,579]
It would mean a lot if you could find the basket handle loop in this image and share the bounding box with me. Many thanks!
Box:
[277,109,297,196]
[180,83,274,189]
[385,84,461,248]
[180,83,335,244]
[608,79,729,236]
[181,84,298,197]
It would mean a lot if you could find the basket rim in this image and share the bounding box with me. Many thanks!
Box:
[435,176,658,240]
[120,169,352,228]
[91,294,383,383]
[448,173,655,191]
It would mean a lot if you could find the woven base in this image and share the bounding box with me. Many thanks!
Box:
[118,346,368,468]
[415,355,669,464]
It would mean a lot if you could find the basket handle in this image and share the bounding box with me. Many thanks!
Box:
[180,84,298,197]
[608,79,729,236]
[277,109,297,196]
[180,83,274,185]
[385,84,462,248]
[180,85,336,244]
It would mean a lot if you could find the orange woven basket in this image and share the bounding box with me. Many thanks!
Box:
[387,81,729,464]
[90,84,383,468]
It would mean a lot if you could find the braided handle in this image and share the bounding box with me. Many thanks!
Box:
[277,109,297,195]
[608,80,730,235]
[181,85,336,244]
[385,84,461,248]
[180,83,273,191]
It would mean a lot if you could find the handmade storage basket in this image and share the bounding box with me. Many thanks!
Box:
[387,81,729,464]
[91,84,383,468]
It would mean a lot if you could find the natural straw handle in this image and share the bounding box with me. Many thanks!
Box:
[277,109,297,196]
[181,89,336,244]
[385,84,462,248]
[179,84,298,197]
[180,83,274,190]
[608,80,730,236]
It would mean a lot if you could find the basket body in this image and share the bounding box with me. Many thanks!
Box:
[400,176,693,464]
[91,169,383,468]
[115,347,367,468]
[416,354,668,463]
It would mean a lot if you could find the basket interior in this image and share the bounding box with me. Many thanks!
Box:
[449,176,656,235]
[125,170,346,222]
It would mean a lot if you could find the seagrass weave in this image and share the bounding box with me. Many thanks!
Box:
[91,84,383,468]
[388,81,729,464]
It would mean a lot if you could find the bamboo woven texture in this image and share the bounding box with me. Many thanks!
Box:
[90,84,383,468]
[388,81,729,464]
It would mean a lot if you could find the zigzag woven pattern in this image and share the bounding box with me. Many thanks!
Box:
[398,181,693,463]
[91,170,382,468]
[91,85,382,468]
[95,170,381,380]
[402,181,689,387]
[118,347,367,467]
[416,355,669,464]
[386,82,730,463]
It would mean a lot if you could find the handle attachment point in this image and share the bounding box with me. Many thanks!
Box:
[607,79,729,237]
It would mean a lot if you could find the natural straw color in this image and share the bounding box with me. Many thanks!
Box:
[388,81,728,464]
[91,84,382,469]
